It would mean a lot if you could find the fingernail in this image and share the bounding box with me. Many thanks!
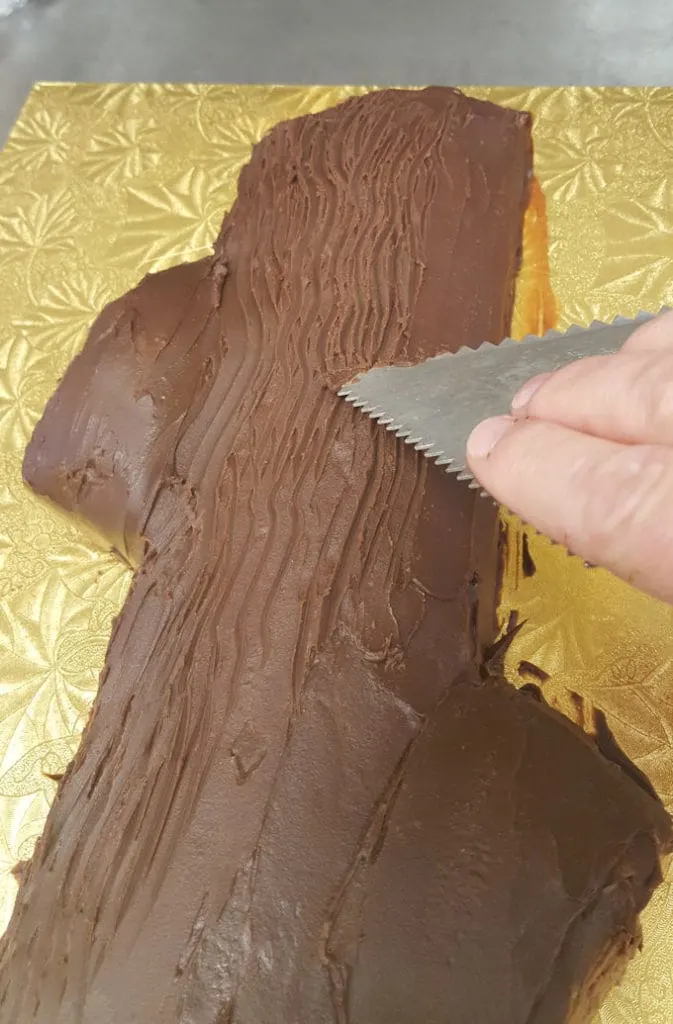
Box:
[511,372,551,414]
[467,415,515,459]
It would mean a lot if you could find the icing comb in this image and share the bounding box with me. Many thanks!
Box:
[339,312,667,483]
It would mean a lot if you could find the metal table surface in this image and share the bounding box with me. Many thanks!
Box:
[1,0,672,145]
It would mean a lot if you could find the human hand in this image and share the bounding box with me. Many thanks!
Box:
[466,310,673,603]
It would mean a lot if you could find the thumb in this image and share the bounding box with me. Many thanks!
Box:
[466,415,673,604]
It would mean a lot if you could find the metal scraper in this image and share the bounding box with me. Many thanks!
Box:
[339,312,666,482]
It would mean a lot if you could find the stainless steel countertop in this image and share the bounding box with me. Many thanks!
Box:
[1,0,673,145]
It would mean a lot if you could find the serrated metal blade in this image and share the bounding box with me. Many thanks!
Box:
[339,311,667,478]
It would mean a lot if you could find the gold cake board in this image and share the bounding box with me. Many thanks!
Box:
[0,84,672,1021]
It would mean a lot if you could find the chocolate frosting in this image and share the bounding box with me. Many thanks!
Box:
[2,87,670,1023]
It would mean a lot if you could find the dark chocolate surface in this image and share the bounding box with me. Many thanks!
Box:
[2,87,669,1023]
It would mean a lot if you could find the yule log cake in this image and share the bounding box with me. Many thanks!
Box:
[0,87,669,1024]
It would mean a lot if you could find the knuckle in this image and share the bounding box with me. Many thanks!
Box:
[572,445,673,560]
[622,311,673,352]
[647,364,673,436]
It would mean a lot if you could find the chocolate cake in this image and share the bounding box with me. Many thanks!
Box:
[1,87,669,1023]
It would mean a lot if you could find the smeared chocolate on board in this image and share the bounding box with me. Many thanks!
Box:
[521,532,537,577]
[1,88,670,1024]
[518,659,550,684]
[592,704,659,802]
